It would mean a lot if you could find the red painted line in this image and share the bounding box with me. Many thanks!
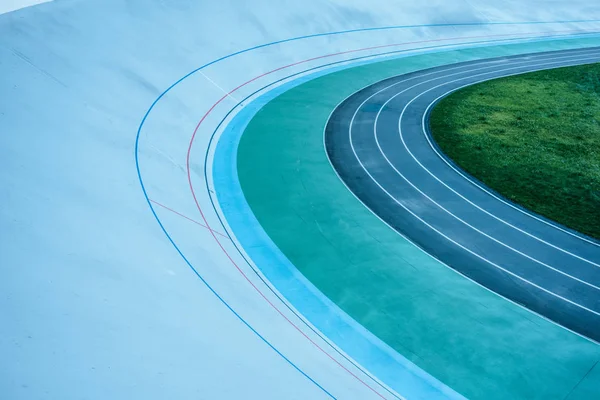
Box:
[185,29,596,399]
[150,199,229,239]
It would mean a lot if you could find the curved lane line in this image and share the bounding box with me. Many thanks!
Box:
[325,81,599,350]
[420,77,600,249]
[398,56,600,264]
[348,53,600,318]
[373,54,600,284]
[401,77,600,263]
[395,55,600,267]
[343,49,600,261]
[344,50,600,276]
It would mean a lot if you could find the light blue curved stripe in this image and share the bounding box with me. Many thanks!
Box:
[212,34,600,400]
[212,71,458,400]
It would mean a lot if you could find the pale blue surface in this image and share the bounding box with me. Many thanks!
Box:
[3,0,600,398]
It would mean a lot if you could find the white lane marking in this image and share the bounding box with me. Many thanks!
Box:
[369,55,600,292]
[199,70,242,103]
[420,79,600,249]
[348,53,600,317]
[0,0,51,15]
[407,64,600,263]
[399,55,600,268]
[357,51,600,269]
[387,55,600,279]
[324,50,599,345]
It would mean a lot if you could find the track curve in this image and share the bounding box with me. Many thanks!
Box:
[325,47,600,342]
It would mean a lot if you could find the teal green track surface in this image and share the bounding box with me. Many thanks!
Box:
[237,38,600,399]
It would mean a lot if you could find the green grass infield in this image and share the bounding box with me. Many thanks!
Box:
[431,63,600,239]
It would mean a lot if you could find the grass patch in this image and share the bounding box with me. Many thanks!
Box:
[430,63,600,239]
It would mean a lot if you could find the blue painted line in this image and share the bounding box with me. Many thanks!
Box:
[209,35,600,400]
[135,19,600,398]
[134,120,336,398]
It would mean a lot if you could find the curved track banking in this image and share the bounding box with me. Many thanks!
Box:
[325,47,600,342]
[5,0,600,397]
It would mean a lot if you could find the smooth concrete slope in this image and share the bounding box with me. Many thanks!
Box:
[237,39,600,400]
[4,0,600,399]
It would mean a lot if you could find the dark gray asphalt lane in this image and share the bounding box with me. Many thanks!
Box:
[325,47,600,342]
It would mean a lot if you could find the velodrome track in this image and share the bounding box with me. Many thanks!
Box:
[325,47,600,342]
[2,1,600,399]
